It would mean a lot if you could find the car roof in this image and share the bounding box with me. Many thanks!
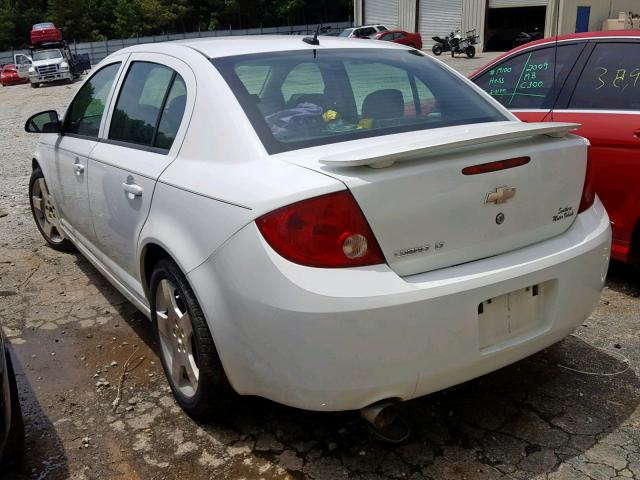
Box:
[120,35,412,59]
[470,29,640,77]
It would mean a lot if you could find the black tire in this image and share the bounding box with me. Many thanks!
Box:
[1,350,25,469]
[30,82,38,88]
[29,168,75,252]
[432,44,442,56]
[466,46,476,58]
[451,49,455,57]
[150,258,234,420]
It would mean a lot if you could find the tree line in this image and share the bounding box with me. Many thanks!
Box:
[0,0,352,50]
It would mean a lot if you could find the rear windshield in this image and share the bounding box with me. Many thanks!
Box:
[213,49,506,154]
[33,23,54,29]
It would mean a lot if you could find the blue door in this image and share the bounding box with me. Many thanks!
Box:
[575,6,590,33]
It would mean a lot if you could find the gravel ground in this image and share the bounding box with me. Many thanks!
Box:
[0,52,639,480]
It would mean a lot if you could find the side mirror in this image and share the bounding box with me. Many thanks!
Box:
[25,110,60,134]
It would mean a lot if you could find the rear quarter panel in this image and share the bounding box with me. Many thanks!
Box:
[142,56,343,275]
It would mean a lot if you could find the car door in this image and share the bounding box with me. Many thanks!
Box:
[51,58,125,246]
[551,40,640,251]
[471,42,587,122]
[13,54,31,79]
[88,54,192,294]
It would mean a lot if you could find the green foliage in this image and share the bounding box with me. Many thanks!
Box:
[0,0,351,50]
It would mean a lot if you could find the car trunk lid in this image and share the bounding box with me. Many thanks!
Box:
[277,121,588,276]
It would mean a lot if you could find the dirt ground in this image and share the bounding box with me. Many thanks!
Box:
[1,51,639,480]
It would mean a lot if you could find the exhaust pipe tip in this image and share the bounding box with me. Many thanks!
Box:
[360,401,398,429]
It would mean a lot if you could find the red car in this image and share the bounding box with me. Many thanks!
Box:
[470,30,640,267]
[375,30,423,50]
[0,65,27,86]
[30,22,62,45]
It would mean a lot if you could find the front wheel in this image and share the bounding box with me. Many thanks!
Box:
[150,258,234,420]
[29,168,75,252]
[466,46,476,58]
[432,44,442,56]
[30,82,39,88]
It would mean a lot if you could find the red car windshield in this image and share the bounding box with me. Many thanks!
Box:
[33,23,55,30]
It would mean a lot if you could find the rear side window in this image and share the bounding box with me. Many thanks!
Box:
[64,62,121,138]
[213,48,506,154]
[109,62,186,150]
[473,44,583,109]
[155,75,187,150]
[569,42,640,110]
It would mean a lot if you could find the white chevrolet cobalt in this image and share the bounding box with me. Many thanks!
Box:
[24,36,611,419]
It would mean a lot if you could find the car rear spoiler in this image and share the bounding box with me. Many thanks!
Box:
[319,122,581,169]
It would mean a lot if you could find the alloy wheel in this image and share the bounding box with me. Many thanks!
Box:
[155,279,199,398]
[31,177,65,244]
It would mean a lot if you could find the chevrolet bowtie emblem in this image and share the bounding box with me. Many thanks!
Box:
[485,186,516,204]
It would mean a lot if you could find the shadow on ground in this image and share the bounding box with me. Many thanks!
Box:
[5,346,69,480]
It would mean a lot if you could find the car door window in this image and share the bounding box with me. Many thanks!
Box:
[569,42,640,110]
[474,44,583,109]
[63,62,121,137]
[154,75,187,150]
[109,62,176,148]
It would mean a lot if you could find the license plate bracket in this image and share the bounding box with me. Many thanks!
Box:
[478,281,553,351]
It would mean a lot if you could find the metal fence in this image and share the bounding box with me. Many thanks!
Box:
[0,21,352,66]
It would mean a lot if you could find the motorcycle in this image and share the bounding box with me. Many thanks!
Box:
[431,30,460,56]
[512,29,543,48]
[450,29,479,58]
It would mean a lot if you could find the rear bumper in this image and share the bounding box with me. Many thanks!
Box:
[189,198,611,411]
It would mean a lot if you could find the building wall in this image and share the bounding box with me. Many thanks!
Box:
[611,0,640,16]
[557,0,612,34]
[399,0,417,31]
[462,0,487,49]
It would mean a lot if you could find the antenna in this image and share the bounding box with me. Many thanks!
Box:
[303,24,321,46]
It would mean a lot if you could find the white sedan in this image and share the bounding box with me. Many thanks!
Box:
[24,35,611,419]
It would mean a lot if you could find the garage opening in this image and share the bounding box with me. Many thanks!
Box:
[485,6,547,51]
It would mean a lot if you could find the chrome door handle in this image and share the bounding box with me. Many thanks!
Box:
[122,182,143,197]
[72,163,85,175]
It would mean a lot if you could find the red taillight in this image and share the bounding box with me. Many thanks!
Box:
[462,156,530,175]
[256,191,385,268]
[578,149,595,213]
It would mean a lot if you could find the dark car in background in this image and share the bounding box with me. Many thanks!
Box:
[470,30,640,268]
[0,324,24,470]
[30,22,62,45]
[375,29,423,49]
